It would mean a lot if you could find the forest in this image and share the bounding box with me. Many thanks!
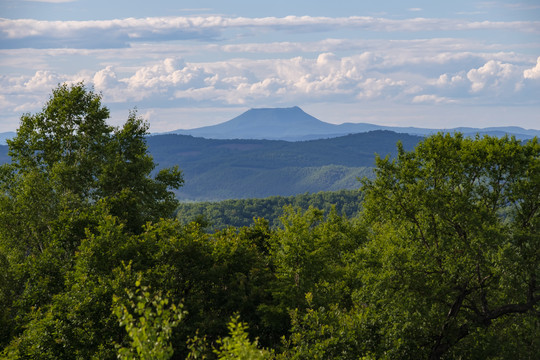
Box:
[176,189,364,231]
[142,130,420,201]
[0,83,538,359]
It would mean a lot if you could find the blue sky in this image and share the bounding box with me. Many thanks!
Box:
[1,0,539,132]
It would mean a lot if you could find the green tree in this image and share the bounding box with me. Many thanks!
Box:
[0,83,183,351]
[113,275,185,360]
[269,206,365,311]
[213,316,272,360]
[4,82,182,235]
[279,293,378,360]
[358,133,540,359]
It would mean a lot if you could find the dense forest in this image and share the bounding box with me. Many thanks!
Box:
[176,189,364,231]
[0,84,539,359]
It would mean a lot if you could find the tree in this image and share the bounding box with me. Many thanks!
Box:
[4,82,183,235]
[269,206,365,311]
[0,83,183,351]
[213,316,272,360]
[113,275,185,360]
[359,133,540,359]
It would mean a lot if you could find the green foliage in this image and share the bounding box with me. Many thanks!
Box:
[359,133,540,359]
[3,83,182,235]
[270,206,365,309]
[213,316,273,360]
[279,293,378,360]
[0,83,183,356]
[113,274,185,360]
[7,82,111,196]
[177,189,364,231]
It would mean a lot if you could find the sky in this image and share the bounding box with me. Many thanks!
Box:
[1,0,539,133]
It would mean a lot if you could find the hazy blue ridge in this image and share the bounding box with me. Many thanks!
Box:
[1,130,418,200]
[2,107,538,145]
[0,132,16,145]
[145,130,421,201]
[4,110,536,200]
[0,145,9,164]
[166,106,540,141]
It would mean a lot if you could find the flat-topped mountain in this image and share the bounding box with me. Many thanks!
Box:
[168,106,540,141]
[169,106,346,140]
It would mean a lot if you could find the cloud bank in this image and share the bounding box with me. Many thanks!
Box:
[2,52,538,115]
[1,15,539,49]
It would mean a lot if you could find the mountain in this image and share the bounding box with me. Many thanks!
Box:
[0,132,16,145]
[2,107,538,145]
[168,106,540,141]
[0,145,9,164]
[168,106,341,140]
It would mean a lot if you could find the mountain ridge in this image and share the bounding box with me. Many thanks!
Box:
[1,107,538,145]
[144,130,422,200]
[167,106,540,141]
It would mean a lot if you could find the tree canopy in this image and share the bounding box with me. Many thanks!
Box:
[358,133,540,359]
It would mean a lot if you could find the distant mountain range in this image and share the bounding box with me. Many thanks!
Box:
[1,107,538,201]
[0,132,15,145]
[167,106,540,141]
[1,106,538,145]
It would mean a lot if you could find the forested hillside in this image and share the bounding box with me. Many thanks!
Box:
[0,130,421,201]
[1,84,539,359]
[176,189,364,230]
[146,131,421,200]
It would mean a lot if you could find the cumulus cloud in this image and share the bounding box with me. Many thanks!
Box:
[434,73,466,86]
[2,48,539,132]
[60,53,406,106]
[524,56,540,79]
[23,70,61,91]
[93,66,119,89]
[467,60,521,92]
[1,51,537,114]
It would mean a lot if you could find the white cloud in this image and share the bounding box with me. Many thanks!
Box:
[523,56,540,79]
[1,15,539,49]
[93,66,119,89]
[2,49,539,132]
[23,70,61,91]
[434,73,466,86]
[412,94,455,104]
[466,60,521,92]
